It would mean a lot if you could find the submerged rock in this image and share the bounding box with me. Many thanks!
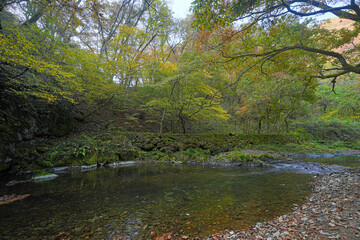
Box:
[81,164,97,171]
[51,166,69,173]
[32,173,58,181]
[0,194,30,205]
[107,161,137,167]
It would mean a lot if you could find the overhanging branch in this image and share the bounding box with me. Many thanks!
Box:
[227,44,359,76]
[281,0,357,21]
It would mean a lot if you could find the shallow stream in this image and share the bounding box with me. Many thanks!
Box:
[0,163,317,239]
[294,154,360,169]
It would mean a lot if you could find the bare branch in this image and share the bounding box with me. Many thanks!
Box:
[331,77,337,94]
[281,0,358,22]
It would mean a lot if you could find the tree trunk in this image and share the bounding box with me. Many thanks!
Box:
[180,120,186,134]
[284,118,289,133]
[159,108,166,134]
[178,114,186,134]
[258,118,262,134]
[22,0,52,27]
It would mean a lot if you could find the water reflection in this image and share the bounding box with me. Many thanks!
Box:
[0,164,312,239]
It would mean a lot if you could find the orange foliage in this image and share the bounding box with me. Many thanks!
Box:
[237,105,249,115]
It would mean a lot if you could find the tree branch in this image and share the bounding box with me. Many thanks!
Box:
[228,44,359,75]
[22,0,51,27]
[11,66,29,79]
[282,0,360,22]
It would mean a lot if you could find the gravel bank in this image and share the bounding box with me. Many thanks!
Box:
[207,170,360,240]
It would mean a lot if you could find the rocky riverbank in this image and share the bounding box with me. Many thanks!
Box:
[207,170,360,240]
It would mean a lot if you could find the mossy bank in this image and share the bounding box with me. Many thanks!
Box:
[1,127,360,175]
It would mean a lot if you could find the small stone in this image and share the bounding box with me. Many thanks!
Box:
[273,231,280,237]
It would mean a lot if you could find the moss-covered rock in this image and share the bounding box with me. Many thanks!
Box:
[32,172,58,181]
[142,143,155,151]
[116,148,141,161]
[5,128,359,173]
[212,151,273,166]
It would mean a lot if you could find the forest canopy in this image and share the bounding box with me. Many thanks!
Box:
[0,0,359,142]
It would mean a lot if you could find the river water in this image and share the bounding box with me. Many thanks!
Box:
[0,164,315,239]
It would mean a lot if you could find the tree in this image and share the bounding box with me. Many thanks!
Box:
[315,76,360,121]
[0,0,173,107]
[191,0,360,86]
[144,51,229,133]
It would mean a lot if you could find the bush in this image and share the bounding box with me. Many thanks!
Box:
[294,120,360,142]
[213,151,272,164]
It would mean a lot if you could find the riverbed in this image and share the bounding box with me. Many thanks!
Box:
[0,163,316,239]
[2,153,358,240]
[209,170,360,239]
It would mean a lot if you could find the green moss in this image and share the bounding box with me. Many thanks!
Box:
[39,160,53,168]
[213,151,268,165]
[97,154,118,163]
[175,148,211,162]
[117,148,141,161]
[84,151,98,165]
[6,128,360,173]
[143,143,155,151]
[257,153,275,160]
